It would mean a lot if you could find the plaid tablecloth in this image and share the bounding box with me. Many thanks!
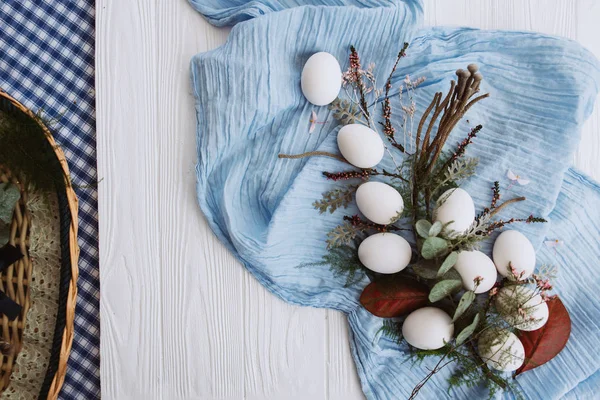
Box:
[0,1,100,398]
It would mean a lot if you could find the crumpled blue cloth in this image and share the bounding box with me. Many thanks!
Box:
[189,1,600,398]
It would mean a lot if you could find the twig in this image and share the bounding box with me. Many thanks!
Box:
[423,65,489,177]
[278,151,348,164]
[489,197,526,216]
[415,93,439,153]
[343,215,409,232]
[409,349,455,400]
[349,46,370,120]
[381,43,409,152]
[467,342,508,390]
[421,81,455,156]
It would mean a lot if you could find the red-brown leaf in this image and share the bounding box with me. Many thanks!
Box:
[515,296,571,376]
[360,279,429,318]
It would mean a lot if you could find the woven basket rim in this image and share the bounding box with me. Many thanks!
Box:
[0,89,80,400]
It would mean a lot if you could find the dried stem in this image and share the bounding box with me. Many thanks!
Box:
[490,197,526,216]
[350,46,370,120]
[343,215,408,232]
[381,43,409,153]
[467,342,508,390]
[423,65,489,177]
[408,64,489,233]
[409,349,455,400]
[375,168,409,182]
[278,151,348,164]
[415,93,439,153]
[421,81,455,156]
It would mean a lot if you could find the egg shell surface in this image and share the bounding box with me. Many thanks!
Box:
[358,232,411,274]
[454,250,498,294]
[493,230,536,279]
[434,188,475,234]
[301,52,342,106]
[495,285,549,331]
[337,124,384,168]
[402,307,454,350]
[477,329,525,372]
[356,182,404,225]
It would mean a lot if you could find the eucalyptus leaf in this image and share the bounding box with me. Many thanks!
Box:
[429,279,462,303]
[452,290,475,322]
[455,313,480,346]
[412,262,437,280]
[0,183,20,224]
[442,268,462,281]
[437,251,458,277]
[428,221,443,237]
[413,261,462,281]
[415,220,432,239]
[421,237,449,260]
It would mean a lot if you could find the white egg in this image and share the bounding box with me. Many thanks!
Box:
[358,233,411,274]
[454,251,498,294]
[477,328,525,372]
[301,52,342,106]
[495,285,549,331]
[337,124,384,168]
[402,307,454,350]
[434,188,475,234]
[356,182,404,225]
[493,230,536,279]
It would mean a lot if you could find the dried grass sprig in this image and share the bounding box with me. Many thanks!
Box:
[349,46,370,119]
[381,42,409,153]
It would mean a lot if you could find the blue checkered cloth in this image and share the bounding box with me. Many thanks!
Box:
[0,1,99,399]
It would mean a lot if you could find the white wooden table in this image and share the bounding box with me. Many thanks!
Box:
[97,1,600,399]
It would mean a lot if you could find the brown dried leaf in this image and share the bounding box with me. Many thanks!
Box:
[515,296,571,375]
[360,278,429,318]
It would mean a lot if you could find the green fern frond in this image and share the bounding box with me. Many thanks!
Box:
[300,241,366,287]
[376,319,403,344]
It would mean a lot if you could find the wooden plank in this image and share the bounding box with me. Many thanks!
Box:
[98,0,328,398]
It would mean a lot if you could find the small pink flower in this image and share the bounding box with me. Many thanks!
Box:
[489,287,498,296]
[545,239,563,255]
[308,110,326,133]
[545,239,562,247]
[507,170,530,191]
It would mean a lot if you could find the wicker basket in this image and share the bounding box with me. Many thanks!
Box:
[0,89,79,399]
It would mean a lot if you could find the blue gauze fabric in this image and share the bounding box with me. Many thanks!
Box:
[189,1,600,398]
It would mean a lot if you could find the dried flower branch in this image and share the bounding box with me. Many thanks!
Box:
[323,169,372,181]
[349,45,370,119]
[445,124,482,168]
[381,42,409,153]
